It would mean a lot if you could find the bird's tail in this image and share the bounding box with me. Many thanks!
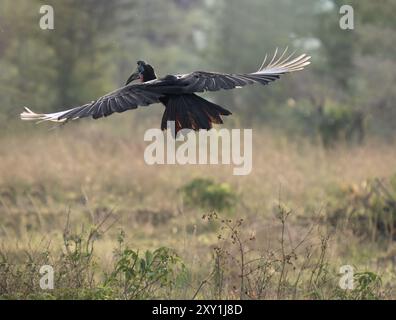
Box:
[161,94,231,133]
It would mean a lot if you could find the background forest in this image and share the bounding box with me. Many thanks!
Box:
[0,0,396,299]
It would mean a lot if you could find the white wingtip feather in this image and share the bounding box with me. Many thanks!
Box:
[255,49,311,75]
[20,107,68,123]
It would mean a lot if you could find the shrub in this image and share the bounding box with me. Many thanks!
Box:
[317,102,365,147]
[179,178,237,212]
[334,271,383,300]
[0,229,185,300]
[326,178,396,242]
[104,244,186,299]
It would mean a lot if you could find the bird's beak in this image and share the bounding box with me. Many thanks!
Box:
[125,71,140,85]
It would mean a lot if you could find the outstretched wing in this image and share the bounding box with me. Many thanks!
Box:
[20,83,164,123]
[175,48,311,93]
[21,48,310,124]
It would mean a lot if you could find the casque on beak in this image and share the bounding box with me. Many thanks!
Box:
[125,70,140,85]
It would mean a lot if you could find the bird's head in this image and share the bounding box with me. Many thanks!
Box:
[126,60,157,85]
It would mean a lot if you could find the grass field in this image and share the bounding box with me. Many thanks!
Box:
[1,115,395,299]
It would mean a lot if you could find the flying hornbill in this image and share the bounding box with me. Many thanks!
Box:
[21,48,311,132]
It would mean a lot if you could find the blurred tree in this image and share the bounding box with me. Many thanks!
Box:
[0,0,395,139]
[351,0,396,136]
[204,0,318,124]
[40,0,133,108]
[314,0,357,90]
[0,0,57,118]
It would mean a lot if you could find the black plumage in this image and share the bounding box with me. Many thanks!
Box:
[21,48,311,132]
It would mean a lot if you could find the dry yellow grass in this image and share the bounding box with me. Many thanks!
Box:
[1,115,395,298]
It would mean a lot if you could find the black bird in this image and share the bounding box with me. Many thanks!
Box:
[21,48,311,132]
